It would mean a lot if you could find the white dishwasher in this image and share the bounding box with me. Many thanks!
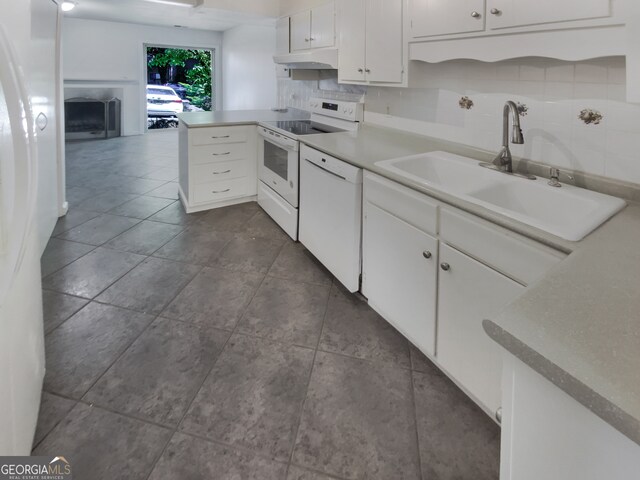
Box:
[299,144,363,292]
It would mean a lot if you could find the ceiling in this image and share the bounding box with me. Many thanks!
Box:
[63,0,278,32]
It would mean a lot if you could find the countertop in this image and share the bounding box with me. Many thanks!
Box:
[300,124,640,446]
[177,108,309,128]
[177,112,640,445]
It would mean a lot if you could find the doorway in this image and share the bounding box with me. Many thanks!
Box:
[145,46,214,130]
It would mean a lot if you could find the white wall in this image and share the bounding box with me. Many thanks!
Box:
[62,18,223,136]
[278,57,640,186]
[222,24,277,110]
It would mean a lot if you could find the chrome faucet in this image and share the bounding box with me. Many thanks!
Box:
[480,100,535,180]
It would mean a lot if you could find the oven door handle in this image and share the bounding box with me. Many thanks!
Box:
[259,129,298,152]
[304,158,346,181]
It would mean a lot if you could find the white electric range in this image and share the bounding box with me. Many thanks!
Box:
[257,97,363,240]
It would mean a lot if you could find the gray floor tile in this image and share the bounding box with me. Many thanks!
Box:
[42,290,89,334]
[149,433,288,480]
[42,247,146,299]
[413,370,500,480]
[268,242,333,287]
[44,302,154,398]
[145,181,179,200]
[162,267,264,330]
[212,232,285,274]
[148,201,205,225]
[57,214,141,246]
[319,286,411,369]
[153,228,234,266]
[196,202,261,232]
[238,276,330,348]
[292,352,421,480]
[287,466,341,480]
[105,220,183,255]
[144,166,178,181]
[115,177,167,195]
[32,392,77,448]
[410,345,441,374]
[52,210,100,236]
[96,257,201,315]
[109,196,175,219]
[85,318,229,426]
[242,209,289,241]
[180,334,315,461]
[33,403,172,480]
[75,190,139,213]
[66,186,96,207]
[40,238,95,278]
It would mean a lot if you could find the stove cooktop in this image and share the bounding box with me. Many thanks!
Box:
[264,120,345,136]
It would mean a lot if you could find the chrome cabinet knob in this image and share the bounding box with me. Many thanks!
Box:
[365,68,371,73]
[423,251,432,259]
[490,8,502,15]
[440,263,451,271]
[305,38,310,42]
[471,11,481,18]
[495,407,503,424]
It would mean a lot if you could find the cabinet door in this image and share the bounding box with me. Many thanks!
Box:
[276,17,290,54]
[362,202,438,357]
[310,2,335,48]
[290,10,311,51]
[337,0,366,82]
[410,0,486,38]
[365,0,404,83]
[437,244,524,415]
[487,0,611,30]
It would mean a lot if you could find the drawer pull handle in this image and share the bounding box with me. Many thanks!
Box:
[212,152,231,156]
[212,135,230,139]
[423,251,432,259]
[490,7,502,15]
[213,170,231,175]
[471,11,481,18]
[440,263,451,271]
[212,188,231,194]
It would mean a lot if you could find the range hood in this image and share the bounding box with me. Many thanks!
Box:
[273,48,338,70]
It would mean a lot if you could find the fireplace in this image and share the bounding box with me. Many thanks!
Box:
[64,97,121,141]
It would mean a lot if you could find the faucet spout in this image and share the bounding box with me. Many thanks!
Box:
[493,101,524,172]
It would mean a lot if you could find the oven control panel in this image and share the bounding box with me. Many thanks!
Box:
[308,97,364,123]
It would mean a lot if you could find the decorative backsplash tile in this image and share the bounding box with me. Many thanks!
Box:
[277,57,640,185]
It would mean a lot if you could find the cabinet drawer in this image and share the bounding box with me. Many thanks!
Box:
[189,126,249,146]
[192,177,251,204]
[190,142,250,165]
[440,207,565,285]
[191,159,249,184]
[364,171,438,236]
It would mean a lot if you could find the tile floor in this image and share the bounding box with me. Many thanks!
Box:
[35,129,500,479]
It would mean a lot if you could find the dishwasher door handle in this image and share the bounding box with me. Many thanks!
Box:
[304,158,346,181]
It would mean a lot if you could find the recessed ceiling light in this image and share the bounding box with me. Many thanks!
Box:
[142,0,196,7]
[61,1,77,11]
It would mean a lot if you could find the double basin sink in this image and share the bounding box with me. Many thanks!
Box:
[375,151,626,242]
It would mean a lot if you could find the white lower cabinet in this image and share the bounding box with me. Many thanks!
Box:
[437,243,524,416]
[363,202,438,356]
[362,172,565,417]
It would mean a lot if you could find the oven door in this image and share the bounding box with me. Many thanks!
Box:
[258,127,299,208]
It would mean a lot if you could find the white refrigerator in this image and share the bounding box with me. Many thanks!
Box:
[0,0,59,455]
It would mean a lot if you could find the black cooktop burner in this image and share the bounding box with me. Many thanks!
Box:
[269,120,345,136]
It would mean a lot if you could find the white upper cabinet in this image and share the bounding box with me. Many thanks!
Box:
[276,16,290,54]
[338,0,405,85]
[290,10,312,51]
[486,0,611,30]
[410,0,486,38]
[310,2,335,48]
[290,3,335,52]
